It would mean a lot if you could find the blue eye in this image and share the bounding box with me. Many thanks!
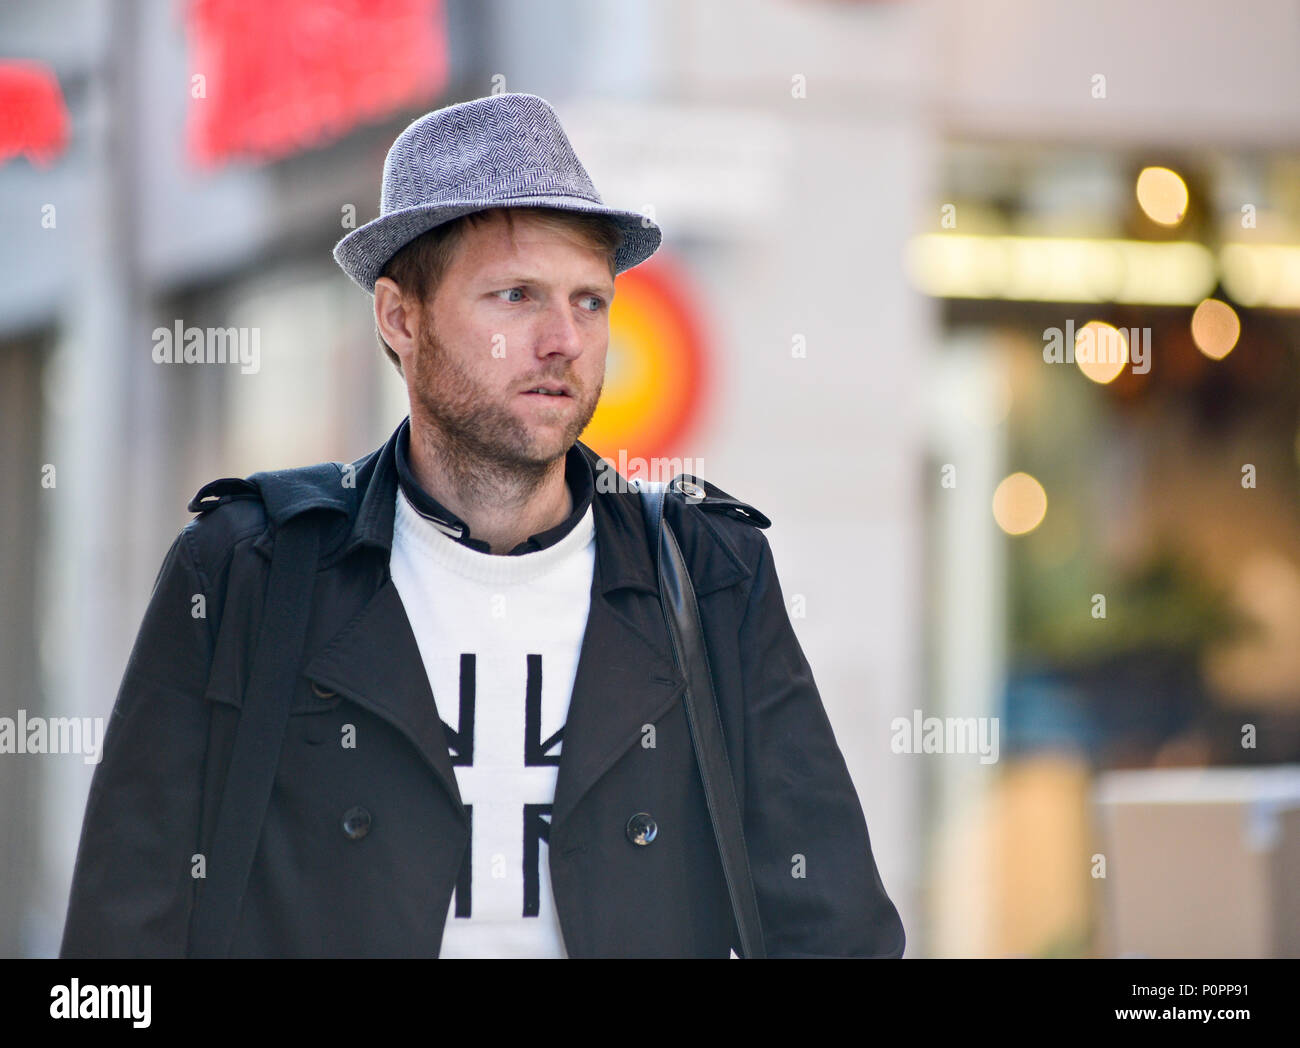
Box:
[498,288,526,303]
[581,295,605,311]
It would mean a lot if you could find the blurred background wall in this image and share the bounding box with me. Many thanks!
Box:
[1,0,1298,957]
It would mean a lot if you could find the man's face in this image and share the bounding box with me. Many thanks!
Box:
[406,210,614,471]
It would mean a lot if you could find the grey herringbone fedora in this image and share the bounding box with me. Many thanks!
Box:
[333,93,661,293]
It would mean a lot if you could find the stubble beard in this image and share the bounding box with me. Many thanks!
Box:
[407,319,603,498]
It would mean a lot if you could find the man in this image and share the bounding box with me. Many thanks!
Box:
[59,93,904,958]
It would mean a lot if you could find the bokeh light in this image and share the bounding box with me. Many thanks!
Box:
[1075,320,1128,384]
[1190,298,1241,360]
[1135,166,1189,227]
[993,472,1048,535]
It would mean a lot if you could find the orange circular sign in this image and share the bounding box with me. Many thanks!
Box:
[581,254,708,471]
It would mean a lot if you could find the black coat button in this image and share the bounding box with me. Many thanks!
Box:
[342,806,372,840]
[626,812,657,846]
[312,682,336,698]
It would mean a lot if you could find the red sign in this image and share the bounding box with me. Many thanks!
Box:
[0,61,69,167]
[185,0,447,167]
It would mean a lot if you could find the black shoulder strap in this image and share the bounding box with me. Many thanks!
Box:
[187,512,321,958]
[635,479,767,959]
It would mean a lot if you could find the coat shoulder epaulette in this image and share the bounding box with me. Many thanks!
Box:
[187,460,351,522]
[663,473,771,530]
[187,476,263,515]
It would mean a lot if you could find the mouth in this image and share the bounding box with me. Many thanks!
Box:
[520,383,573,399]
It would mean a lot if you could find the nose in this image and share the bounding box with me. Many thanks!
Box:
[535,299,585,361]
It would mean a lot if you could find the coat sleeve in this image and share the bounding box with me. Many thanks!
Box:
[736,532,906,958]
[59,524,216,958]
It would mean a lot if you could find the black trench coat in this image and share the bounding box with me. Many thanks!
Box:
[59,419,905,958]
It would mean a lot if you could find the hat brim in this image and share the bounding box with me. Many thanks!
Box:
[333,197,662,294]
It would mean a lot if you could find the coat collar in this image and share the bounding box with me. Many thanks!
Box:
[248,416,753,599]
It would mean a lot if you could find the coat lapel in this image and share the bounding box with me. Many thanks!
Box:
[300,578,465,818]
[550,462,754,832]
[550,570,684,831]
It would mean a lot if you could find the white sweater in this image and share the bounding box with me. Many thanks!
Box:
[389,486,597,958]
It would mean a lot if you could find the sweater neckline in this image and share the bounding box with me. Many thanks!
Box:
[392,487,595,586]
